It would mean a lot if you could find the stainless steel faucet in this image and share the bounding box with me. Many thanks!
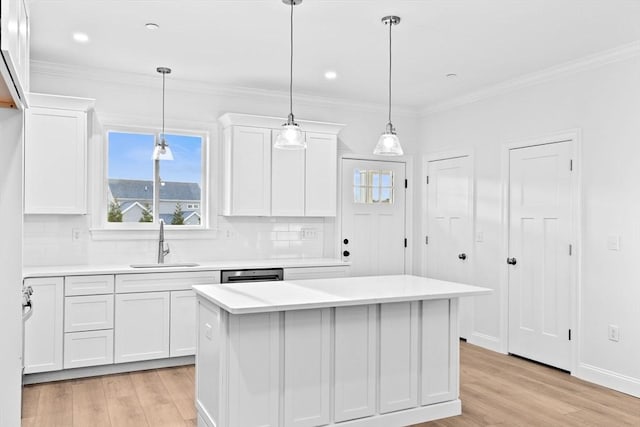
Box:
[157,219,170,264]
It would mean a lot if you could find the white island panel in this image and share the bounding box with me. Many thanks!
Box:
[334,305,376,422]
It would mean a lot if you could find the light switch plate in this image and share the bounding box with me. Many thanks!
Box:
[475,231,484,243]
[607,235,621,251]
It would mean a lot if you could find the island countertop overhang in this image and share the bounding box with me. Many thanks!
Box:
[193,274,492,314]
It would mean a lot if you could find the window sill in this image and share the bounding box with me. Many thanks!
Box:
[90,227,219,241]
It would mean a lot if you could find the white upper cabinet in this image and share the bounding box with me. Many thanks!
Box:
[305,132,337,216]
[24,93,94,214]
[0,0,29,108]
[219,113,343,217]
[222,125,272,216]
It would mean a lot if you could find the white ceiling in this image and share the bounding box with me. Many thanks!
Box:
[28,0,640,109]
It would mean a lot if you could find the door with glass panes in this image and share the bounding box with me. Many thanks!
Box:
[341,159,406,276]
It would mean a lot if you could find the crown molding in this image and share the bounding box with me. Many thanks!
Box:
[421,40,640,117]
[30,60,420,118]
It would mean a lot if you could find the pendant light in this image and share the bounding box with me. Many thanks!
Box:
[274,0,306,150]
[153,66,174,160]
[374,16,404,156]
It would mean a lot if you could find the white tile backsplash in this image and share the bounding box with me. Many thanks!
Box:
[23,215,332,267]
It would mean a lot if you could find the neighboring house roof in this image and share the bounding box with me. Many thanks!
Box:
[109,179,200,201]
[159,210,199,224]
[120,201,148,214]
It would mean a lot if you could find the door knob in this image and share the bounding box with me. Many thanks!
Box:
[343,250,350,257]
[458,253,467,260]
[507,257,517,265]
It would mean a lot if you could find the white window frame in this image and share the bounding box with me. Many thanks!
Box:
[95,123,211,235]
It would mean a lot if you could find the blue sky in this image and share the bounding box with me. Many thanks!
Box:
[108,131,202,184]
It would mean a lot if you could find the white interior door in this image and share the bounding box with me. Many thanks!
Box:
[508,141,572,371]
[341,159,406,276]
[425,156,473,339]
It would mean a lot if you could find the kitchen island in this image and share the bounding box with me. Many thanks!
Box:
[193,275,491,427]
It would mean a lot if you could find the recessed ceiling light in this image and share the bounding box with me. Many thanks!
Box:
[72,32,89,43]
[324,71,337,80]
[446,73,458,78]
[145,23,160,30]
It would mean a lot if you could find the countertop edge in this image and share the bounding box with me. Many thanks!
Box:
[22,258,350,278]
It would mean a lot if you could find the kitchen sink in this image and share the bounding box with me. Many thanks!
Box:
[130,263,200,268]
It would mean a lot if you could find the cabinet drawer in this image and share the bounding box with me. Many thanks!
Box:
[65,294,114,332]
[115,271,219,293]
[64,330,114,369]
[284,266,350,280]
[65,275,115,296]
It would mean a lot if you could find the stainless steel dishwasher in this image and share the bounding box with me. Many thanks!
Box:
[220,268,284,284]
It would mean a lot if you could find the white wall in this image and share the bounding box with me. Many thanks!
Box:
[25,67,420,267]
[419,55,640,396]
[0,108,24,427]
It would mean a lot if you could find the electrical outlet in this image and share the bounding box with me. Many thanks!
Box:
[607,235,621,251]
[71,228,82,241]
[301,228,318,240]
[608,325,620,342]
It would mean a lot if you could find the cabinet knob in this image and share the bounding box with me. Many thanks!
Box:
[507,257,517,265]
[343,250,350,257]
[458,253,467,260]
[343,238,349,245]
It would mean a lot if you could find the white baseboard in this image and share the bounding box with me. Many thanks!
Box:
[574,363,640,398]
[23,356,195,384]
[467,332,504,354]
[198,400,461,427]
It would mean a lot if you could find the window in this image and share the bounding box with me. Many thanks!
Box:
[106,129,204,226]
[353,169,394,204]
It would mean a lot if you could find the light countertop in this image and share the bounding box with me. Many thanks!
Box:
[193,275,492,314]
[22,258,349,278]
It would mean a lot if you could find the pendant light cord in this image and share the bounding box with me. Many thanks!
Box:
[289,1,294,120]
[161,72,166,143]
[388,19,392,125]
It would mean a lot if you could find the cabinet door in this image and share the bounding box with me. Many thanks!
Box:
[0,0,29,107]
[64,330,114,369]
[305,133,337,216]
[170,290,196,357]
[24,107,86,214]
[227,126,271,215]
[271,130,305,216]
[64,294,114,332]
[24,277,64,374]
[114,292,170,363]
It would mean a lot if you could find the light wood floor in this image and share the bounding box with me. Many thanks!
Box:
[22,343,640,427]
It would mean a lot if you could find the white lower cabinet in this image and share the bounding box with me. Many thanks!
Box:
[64,294,114,332]
[114,292,170,363]
[170,290,196,357]
[64,330,114,369]
[24,277,64,374]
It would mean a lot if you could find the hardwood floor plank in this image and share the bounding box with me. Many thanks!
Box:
[130,370,185,426]
[102,373,148,427]
[21,385,40,419]
[71,377,111,427]
[33,381,73,427]
[157,367,197,421]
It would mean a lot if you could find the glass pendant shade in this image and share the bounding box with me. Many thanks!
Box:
[275,119,306,150]
[152,136,174,160]
[373,125,403,156]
